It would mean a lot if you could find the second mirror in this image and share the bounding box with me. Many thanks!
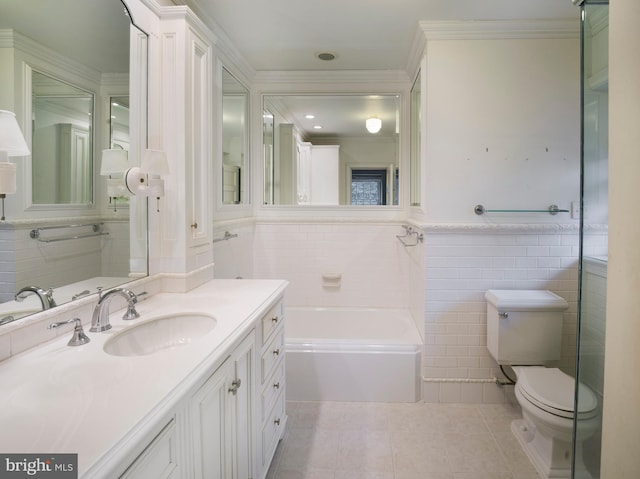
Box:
[263,94,400,207]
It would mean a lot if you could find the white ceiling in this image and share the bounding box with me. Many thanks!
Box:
[188,0,579,72]
[0,0,580,141]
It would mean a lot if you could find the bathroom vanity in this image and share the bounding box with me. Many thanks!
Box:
[0,279,287,479]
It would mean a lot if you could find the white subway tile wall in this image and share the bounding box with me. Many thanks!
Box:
[0,221,130,303]
[423,228,603,403]
[254,222,413,309]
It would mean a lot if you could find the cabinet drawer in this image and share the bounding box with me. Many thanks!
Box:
[262,394,286,467]
[261,329,284,382]
[262,361,285,422]
[261,301,283,345]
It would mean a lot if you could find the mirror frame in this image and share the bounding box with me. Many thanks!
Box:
[410,69,421,208]
[217,63,251,212]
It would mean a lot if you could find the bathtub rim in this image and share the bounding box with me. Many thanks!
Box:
[284,306,423,347]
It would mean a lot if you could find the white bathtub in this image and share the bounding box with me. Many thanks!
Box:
[285,307,422,402]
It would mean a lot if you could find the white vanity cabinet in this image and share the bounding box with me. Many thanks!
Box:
[190,331,255,479]
[112,297,286,479]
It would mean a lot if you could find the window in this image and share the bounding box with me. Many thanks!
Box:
[351,169,387,205]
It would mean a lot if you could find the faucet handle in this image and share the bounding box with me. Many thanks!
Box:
[123,303,140,321]
[122,290,140,321]
[49,318,90,347]
[45,288,57,307]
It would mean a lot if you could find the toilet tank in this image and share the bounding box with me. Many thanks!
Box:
[485,290,568,365]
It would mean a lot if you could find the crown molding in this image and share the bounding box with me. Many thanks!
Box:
[405,25,427,78]
[419,19,580,41]
[253,69,409,87]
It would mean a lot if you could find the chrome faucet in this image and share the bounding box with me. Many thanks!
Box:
[15,286,57,310]
[90,288,140,332]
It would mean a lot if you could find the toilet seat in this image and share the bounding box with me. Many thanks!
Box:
[515,367,598,420]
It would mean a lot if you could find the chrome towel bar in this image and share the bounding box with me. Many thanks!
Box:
[474,204,569,216]
[30,223,109,243]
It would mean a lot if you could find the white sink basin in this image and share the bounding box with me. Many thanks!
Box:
[103,314,217,357]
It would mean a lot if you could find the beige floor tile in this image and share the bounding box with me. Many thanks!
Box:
[266,400,545,479]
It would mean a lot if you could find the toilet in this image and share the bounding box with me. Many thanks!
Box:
[485,290,599,479]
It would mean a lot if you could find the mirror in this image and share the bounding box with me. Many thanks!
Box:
[0,0,147,324]
[263,94,400,206]
[31,70,94,205]
[221,68,249,205]
[410,71,421,207]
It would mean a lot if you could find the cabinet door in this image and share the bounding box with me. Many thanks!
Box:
[230,332,255,479]
[186,26,212,248]
[191,331,255,479]
[191,359,233,479]
[120,419,179,479]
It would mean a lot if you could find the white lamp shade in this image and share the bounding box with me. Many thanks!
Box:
[101,149,128,175]
[0,162,17,194]
[0,110,30,157]
[365,117,382,134]
[141,149,169,176]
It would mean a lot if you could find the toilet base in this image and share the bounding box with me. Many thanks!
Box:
[511,418,593,479]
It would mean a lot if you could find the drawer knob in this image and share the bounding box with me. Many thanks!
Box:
[273,348,280,356]
[273,382,280,390]
[271,316,279,323]
[274,418,281,426]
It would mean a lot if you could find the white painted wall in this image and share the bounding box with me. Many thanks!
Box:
[424,37,580,224]
[601,1,640,477]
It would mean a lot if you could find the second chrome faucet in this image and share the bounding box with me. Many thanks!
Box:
[90,288,140,332]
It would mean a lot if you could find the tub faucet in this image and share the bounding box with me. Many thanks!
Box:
[15,286,57,310]
[90,288,140,332]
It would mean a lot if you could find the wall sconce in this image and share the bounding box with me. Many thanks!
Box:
[101,148,169,212]
[0,110,30,221]
[365,116,382,134]
[100,149,129,212]
[125,149,169,212]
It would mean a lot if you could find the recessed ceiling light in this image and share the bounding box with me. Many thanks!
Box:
[316,52,336,61]
[313,125,323,129]
[305,114,315,119]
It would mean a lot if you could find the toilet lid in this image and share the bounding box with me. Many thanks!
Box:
[517,367,598,419]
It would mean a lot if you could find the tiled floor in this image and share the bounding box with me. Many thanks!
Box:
[267,400,542,479]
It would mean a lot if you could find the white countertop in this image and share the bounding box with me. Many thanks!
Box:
[0,279,287,477]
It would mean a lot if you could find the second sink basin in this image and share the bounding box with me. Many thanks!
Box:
[104,313,217,357]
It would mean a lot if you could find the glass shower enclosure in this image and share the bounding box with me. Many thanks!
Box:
[575,1,608,478]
